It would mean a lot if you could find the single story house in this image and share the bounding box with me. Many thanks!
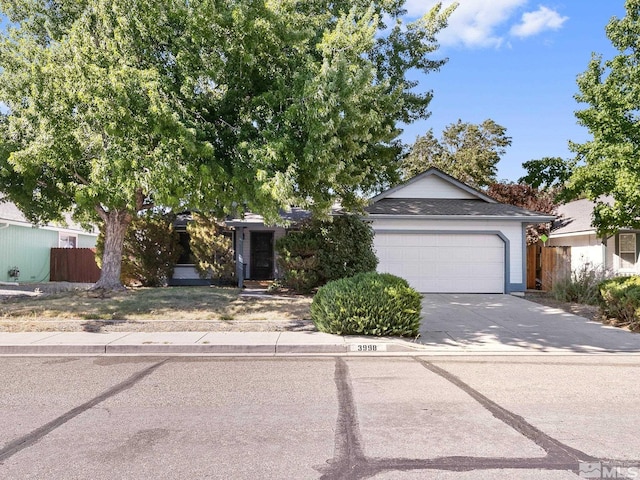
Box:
[179,168,553,293]
[364,168,555,293]
[0,199,99,283]
[548,197,640,275]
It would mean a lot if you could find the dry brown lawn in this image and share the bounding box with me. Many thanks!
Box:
[0,287,313,333]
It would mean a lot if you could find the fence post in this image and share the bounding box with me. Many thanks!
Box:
[526,244,537,289]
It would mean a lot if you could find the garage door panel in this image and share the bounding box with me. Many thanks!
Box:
[374,233,504,293]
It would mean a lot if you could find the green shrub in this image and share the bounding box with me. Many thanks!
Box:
[599,276,640,329]
[311,272,422,337]
[317,215,378,282]
[187,213,235,284]
[551,263,609,305]
[274,231,321,293]
[275,215,377,293]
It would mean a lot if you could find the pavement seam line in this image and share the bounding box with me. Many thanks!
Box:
[0,358,170,463]
[32,332,64,344]
[414,358,596,465]
[319,357,366,479]
[274,332,282,354]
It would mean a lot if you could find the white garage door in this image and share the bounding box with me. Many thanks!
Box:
[374,233,505,293]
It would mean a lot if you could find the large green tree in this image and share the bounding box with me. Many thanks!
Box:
[567,0,640,236]
[402,119,511,188]
[0,0,455,289]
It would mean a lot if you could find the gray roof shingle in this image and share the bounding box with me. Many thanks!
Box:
[551,197,613,235]
[365,198,554,219]
[0,200,29,223]
[0,197,95,233]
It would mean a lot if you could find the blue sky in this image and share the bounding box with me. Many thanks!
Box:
[401,0,627,182]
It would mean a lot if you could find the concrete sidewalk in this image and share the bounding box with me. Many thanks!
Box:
[0,331,428,356]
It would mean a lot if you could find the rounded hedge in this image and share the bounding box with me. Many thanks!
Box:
[310,272,422,337]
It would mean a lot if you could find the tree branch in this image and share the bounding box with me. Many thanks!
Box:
[134,188,154,212]
[73,172,90,185]
[94,203,108,222]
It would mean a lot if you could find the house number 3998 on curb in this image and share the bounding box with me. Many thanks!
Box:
[350,344,387,352]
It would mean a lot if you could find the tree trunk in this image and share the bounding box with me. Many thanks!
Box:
[93,209,132,291]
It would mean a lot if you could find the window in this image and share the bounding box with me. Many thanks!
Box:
[59,233,77,248]
[619,233,636,269]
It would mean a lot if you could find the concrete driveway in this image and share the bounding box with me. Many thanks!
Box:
[419,294,640,353]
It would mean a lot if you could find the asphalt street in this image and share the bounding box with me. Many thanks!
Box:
[0,355,639,479]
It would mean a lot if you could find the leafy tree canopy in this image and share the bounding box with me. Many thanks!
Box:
[519,156,576,192]
[187,213,235,283]
[567,0,640,236]
[0,0,455,289]
[402,119,511,189]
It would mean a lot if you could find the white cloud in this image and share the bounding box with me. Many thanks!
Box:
[510,6,568,38]
[404,0,527,48]
[402,1,567,49]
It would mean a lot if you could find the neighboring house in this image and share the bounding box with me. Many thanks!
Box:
[0,199,99,283]
[548,197,640,275]
[364,168,555,293]
[170,209,310,287]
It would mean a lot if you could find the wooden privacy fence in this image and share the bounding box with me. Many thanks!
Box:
[50,248,101,283]
[526,245,571,291]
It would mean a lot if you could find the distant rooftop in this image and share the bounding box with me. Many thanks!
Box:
[0,199,28,223]
[552,197,613,235]
[175,207,312,228]
[0,197,95,233]
[225,207,312,226]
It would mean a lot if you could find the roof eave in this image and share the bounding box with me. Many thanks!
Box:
[225,220,266,227]
[550,230,597,238]
[0,218,98,235]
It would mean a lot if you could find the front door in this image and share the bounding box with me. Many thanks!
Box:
[250,232,274,280]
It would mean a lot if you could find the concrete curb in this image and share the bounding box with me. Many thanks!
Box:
[0,331,428,356]
[3,331,640,356]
